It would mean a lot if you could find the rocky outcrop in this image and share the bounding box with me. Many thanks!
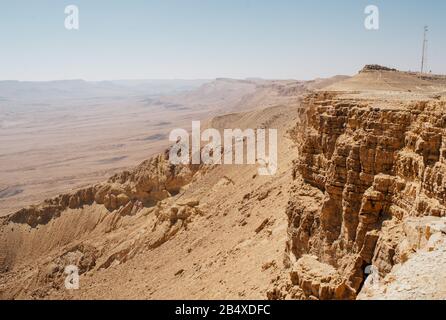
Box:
[290,255,356,300]
[2,149,199,228]
[283,91,446,299]
[361,65,397,73]
[358,216,446,299]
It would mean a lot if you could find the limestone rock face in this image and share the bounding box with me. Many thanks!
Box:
[285,91,446,299]
[290,255,356,300]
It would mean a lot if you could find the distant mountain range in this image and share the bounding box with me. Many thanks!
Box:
[0,79,210,102]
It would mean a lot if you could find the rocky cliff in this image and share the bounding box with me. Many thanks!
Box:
[279,84,446,299]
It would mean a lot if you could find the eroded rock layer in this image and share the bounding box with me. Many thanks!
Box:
[283,91,446,299]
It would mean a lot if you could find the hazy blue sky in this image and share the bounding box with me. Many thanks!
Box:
[1,0,444,81]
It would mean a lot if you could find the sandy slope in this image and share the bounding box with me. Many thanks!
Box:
[48,105,298,300]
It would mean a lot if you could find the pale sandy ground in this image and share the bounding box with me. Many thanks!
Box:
[0,99,174,215]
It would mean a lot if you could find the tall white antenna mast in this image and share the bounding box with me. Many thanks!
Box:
[421,26,428,74]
